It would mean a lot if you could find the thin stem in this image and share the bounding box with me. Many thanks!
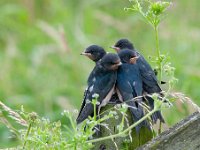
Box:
[121,113,125,127]
[86,109,157,143]
[69,115,76,132]
[155,26,160,59]
[93,101,97,121]
[99,95,144,116]
[23,122,32,149]
[155,25,162,133]
[158,120,162,134]
[154,25,162,82]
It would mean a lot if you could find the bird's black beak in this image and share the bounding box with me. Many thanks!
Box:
[110,46,116,49]
[110,46,120,52]
[111,61,122,70]
[130,56,139,64]
[80,52,92,57]
[116,62,122,66]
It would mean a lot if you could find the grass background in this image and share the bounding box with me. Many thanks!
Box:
[0,0,199,147]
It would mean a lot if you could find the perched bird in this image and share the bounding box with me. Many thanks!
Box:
[81,45,106,84]
[81,45,106,63]
[116,49,151,133]
[81,45,120,104]
[76,53,121,124]
[112,38,165,124]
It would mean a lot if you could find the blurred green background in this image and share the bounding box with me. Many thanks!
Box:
[0,0,199,148]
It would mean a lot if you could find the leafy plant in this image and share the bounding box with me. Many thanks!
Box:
[0,97,162,149]
[125,0,175,85]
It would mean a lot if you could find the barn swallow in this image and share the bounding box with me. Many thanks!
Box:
[81,45,106,85]
[76,53,121,124]
[112,39,165,124]
[116,49,151,133]
[81,45,106,63]
[81,45,120,104]
[112,38,166,84]
[111,39,134,53]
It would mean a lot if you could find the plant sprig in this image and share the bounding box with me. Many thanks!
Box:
[125,0,172,83]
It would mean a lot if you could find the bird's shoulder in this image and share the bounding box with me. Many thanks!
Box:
[135,51,157,79]
[87,61,105,84]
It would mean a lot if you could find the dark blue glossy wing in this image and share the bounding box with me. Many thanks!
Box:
[145,96,165,123]
[76,65,97,124]
[76,85,94,124]
[136,52,164,123]
[136,52,161,93]
[76,70,117,124]
[117,64,150,133]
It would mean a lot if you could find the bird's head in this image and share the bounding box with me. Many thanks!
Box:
[118,49,138,64]
[100,53,122,71]
[111,38,134,52]
[81,45,106,62]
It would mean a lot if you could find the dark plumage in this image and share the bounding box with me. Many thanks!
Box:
[112,38,134,51]
[76,53,121,124]
[81,45,120,104]
[112,39,165,124]
[81,45,106,62]
[81,45,106,85]
[116,50,151,133]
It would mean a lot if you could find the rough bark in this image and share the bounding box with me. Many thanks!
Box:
[138,111,200,150]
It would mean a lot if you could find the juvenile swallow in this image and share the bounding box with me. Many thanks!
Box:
[112,39,165,124]
[81,45,120,104]
[116,49,151,133]
[81,45,106,63]
[81,45,106,85]
[76,53,121,124]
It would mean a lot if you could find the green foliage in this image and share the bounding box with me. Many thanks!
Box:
[126,0,171,28]
[0,99,158,149]
[126,0,173,83]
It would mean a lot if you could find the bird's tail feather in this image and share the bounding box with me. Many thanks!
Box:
[144,96,165,124]
[76,103,94,124]
[127,101,151,134]
[151,110,165,124]
[129,108,151,134]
